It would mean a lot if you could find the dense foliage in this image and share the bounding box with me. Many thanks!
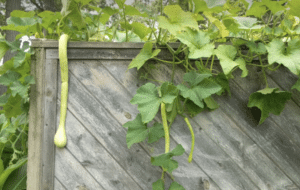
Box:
[0,0,299,189]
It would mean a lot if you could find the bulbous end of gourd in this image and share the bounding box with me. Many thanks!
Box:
[54,125,67,148]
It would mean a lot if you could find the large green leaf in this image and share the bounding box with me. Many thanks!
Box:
[124,5,146,17]
[151,144,185,173]
[7,17,37,27]
[248,88,292,124]
[193,0,209,13]
[223,17,240,34]
[130,82,177,123]
[263,0,287,14]
[233,17,263,30]
[246,2,268,17]
[13,51,26,68]
[0,71,21,86]
[177,72,221,108]
[130,22,151,40]
[265,38,300,75]
[176,28,214,59]
[61,0,86,30]
[10,81,28,99]
[246,41,267,54]
[123,114,148,148]
[158,5,198,35]
[10,10,35,18]
[123,114,164,148]
[204,12,229,38]
[38,11,62,34]
[215,45,248,77]
[3,95,23,118]
[0,94,10,107]
[127,42,160,70]
[182,71,212,87]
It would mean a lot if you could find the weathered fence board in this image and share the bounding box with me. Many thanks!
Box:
[29,40,300,190]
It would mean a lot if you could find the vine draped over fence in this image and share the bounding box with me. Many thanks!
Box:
[0,0,299,189]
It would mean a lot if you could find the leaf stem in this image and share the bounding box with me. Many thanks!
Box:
[122,6,128,42]
[210,55,215,72]
[171,56,175,83]
[259,55,268,88]
[267,64,281,71]
[153,57,184,64]
[184,117,194,163]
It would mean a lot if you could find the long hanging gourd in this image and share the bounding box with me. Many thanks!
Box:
[54,34,69,148]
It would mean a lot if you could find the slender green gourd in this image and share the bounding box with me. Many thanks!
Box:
[54,34,69,148]
[160,102,170,180]
[161,103,170,153]
[184,117,194,163]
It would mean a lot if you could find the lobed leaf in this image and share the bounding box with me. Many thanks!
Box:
[158,5,198,35]
[178,72,222,108]
[265,38,300,75]
[0,71,21,86]
[151,144,185,173]
[3,95,23,118]
[204,13,229,38]
[124,5,146,17]
[215,45,248,77]
[127,42,160,70]
[248,88,292,124]
[130,22,151,40]
[130,82,177,123]
[123,114,148,148]
[176,28,214,59]
[10,81,28,98]
[182,71,211,87]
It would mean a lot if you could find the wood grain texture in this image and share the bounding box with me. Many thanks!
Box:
[56,66,174,190]
[30,41,300,190]
[143,63,298,190]
[46,48,174,60]
[54,178,67,190]
[41,58,58,190]
[215,75,300,187]
[266,66,300,106]
[69,60,256,190]
[28,48,45,190]
[55,99,143,190]
[55,146,105,190]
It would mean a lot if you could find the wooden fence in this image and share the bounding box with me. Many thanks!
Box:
[28,40,300,190]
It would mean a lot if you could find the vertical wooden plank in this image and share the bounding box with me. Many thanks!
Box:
[41,58,58,189]
[28,47,45,190]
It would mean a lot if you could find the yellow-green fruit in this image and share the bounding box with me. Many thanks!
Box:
[54,34,69,148]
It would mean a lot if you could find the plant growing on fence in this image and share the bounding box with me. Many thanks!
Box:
[122,0,300,189]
